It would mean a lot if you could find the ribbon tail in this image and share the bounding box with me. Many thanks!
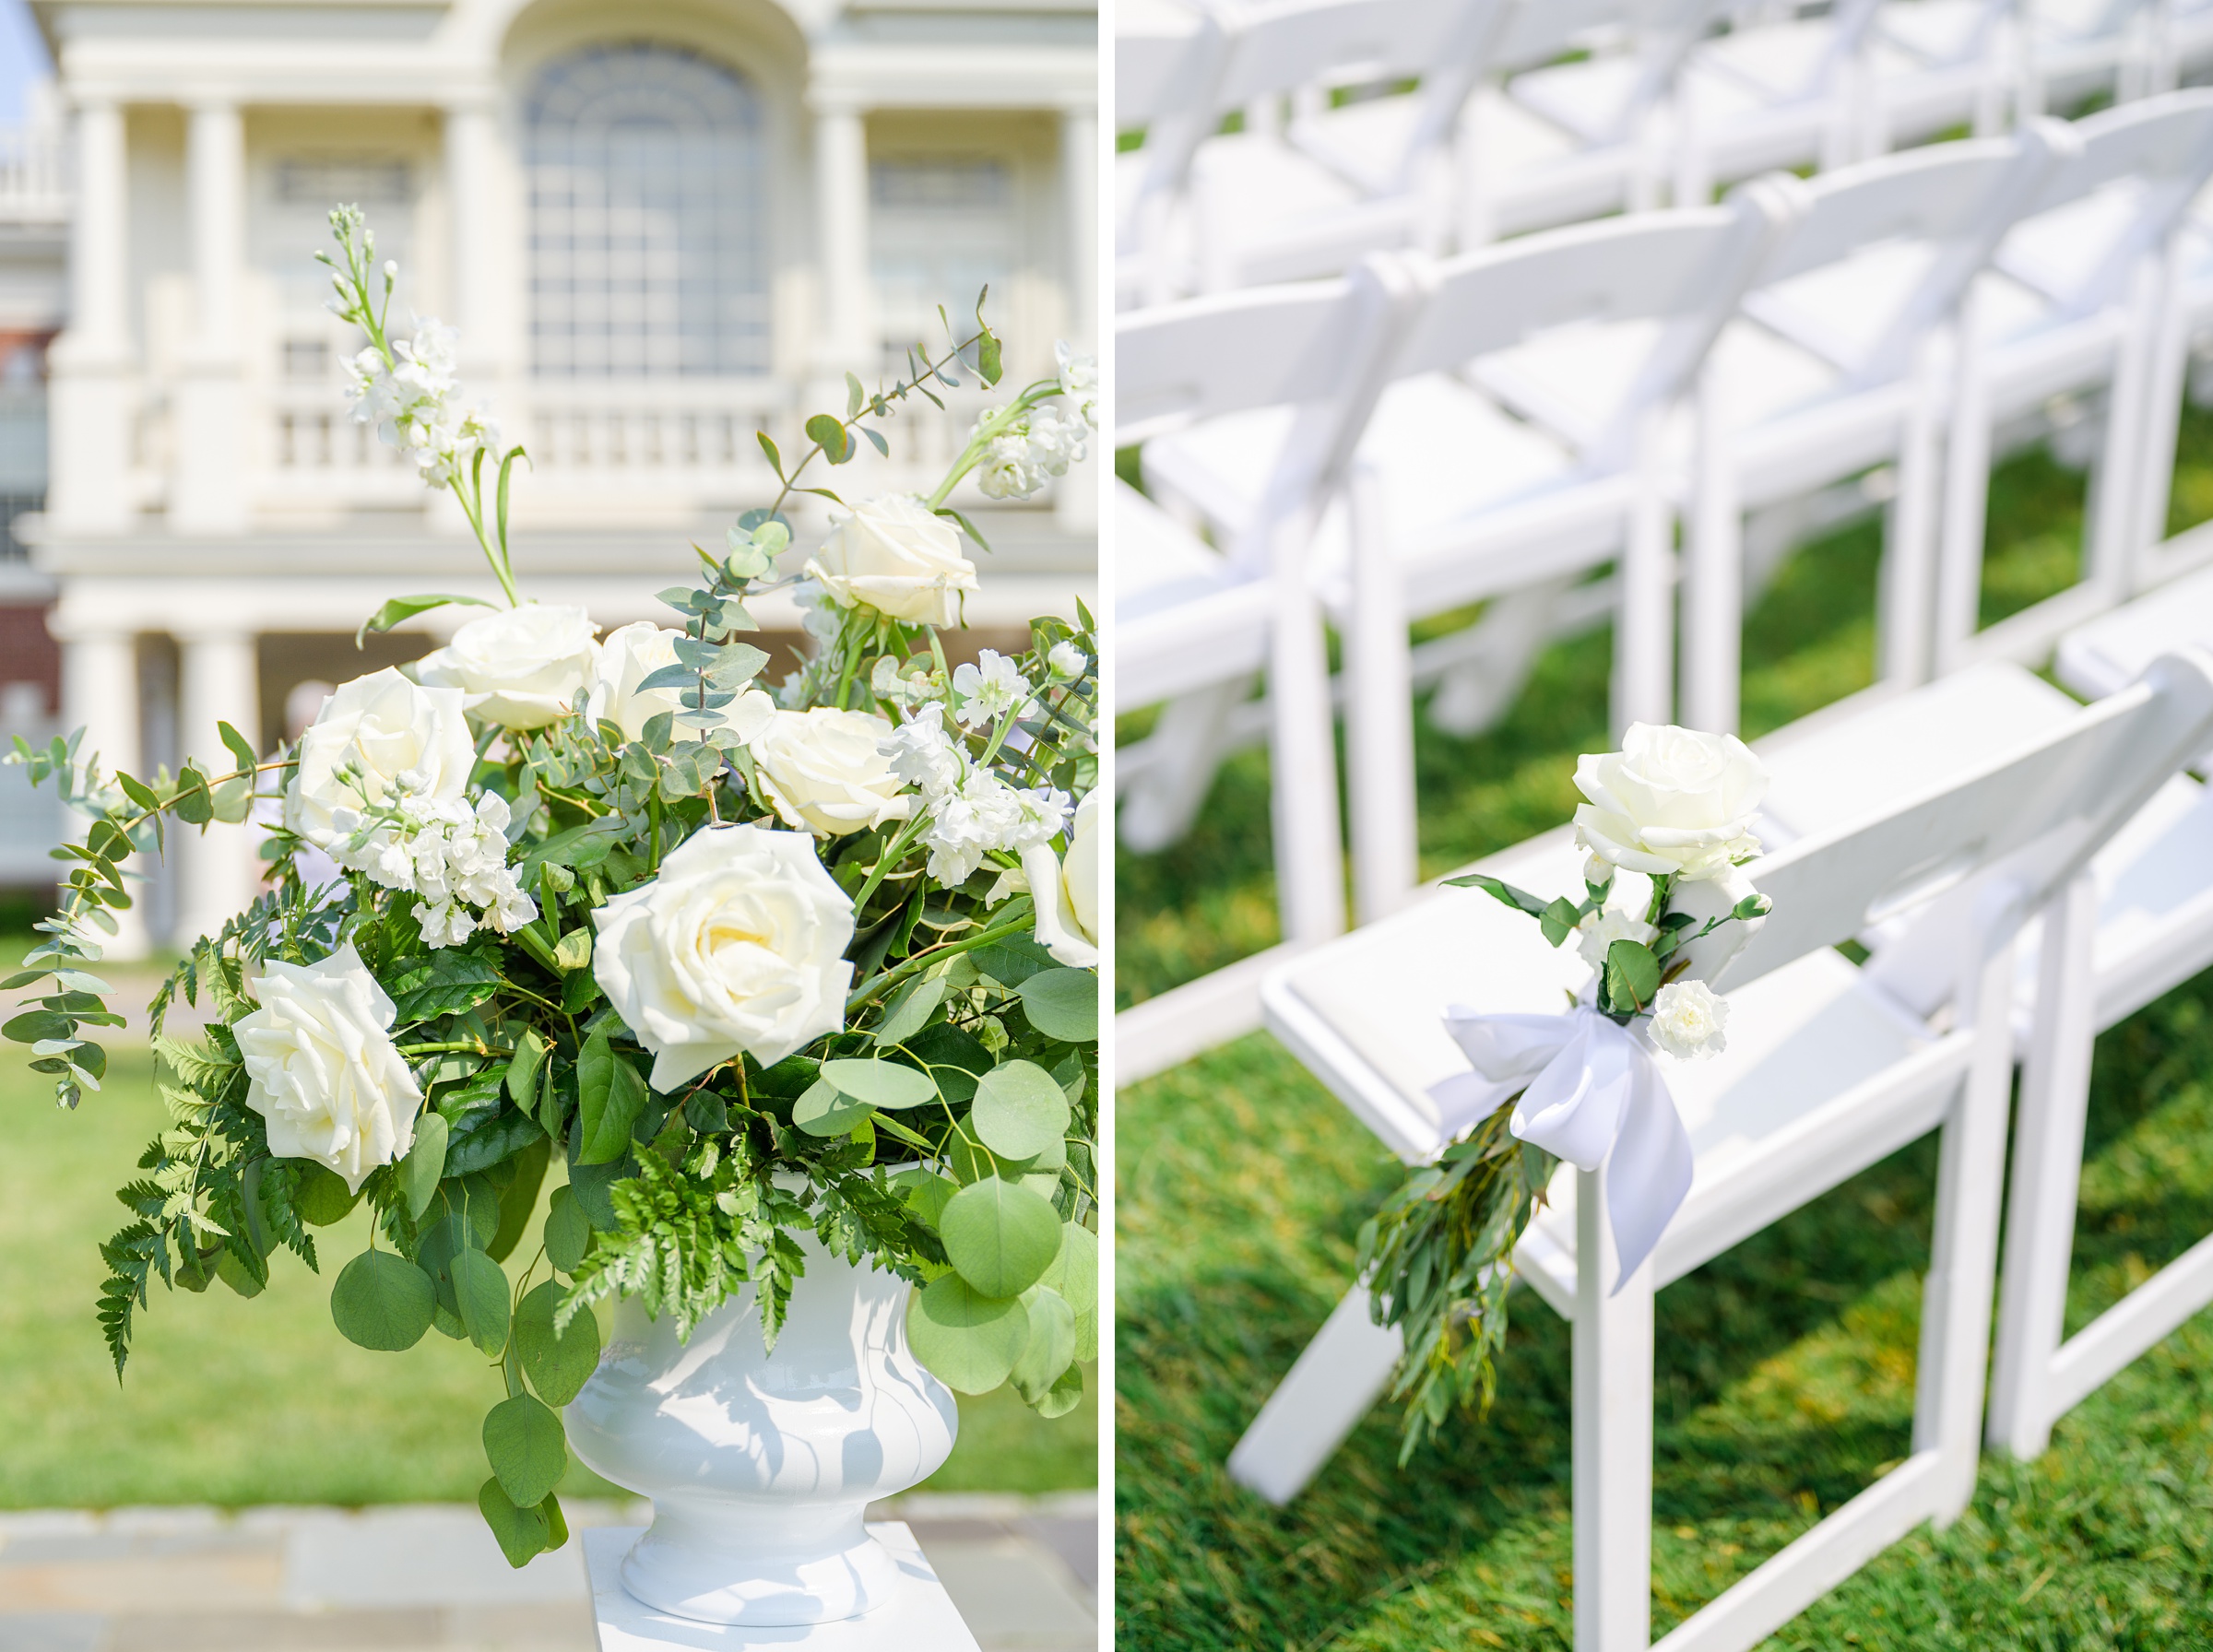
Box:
[1509,1020,1627,1172]
[1603,1045,1695,1295]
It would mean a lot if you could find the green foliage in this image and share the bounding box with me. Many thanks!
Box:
[482,1392,566,1507]
[330,1249,436,1351]
[515,1280,600,1405]
[908,1273,1030,1393]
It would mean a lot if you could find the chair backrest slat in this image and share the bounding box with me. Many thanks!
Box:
[1714,651,2213,992]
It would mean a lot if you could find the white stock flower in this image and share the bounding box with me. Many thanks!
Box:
[1650,979,1730,1061]
[804,496,980,628]
[1056,340,1098,427]
[236,942,425,1194]
[1574,724,1767,882]
[342,320,496,490]
[1575,907,1655,974]
[751,707,912,836]
[881,703,968,798]
[1047,641,1087,680]
[952,650,1035,729]
[976,430,1046,501]
[1023,791,1099,968]
[285,668,474,850]
[591,823,856,1089]
[925,771,1066,885]
[972,405,1089,502]
[1027,403,1089,473]
[417,605,599,730]
[791,579,846,645]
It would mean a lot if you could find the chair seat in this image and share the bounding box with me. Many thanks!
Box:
[1693,18,1850,102]
[1877,0,1997,66]
[1114,480,1269,706]
[1288,93,1431,199]
[1115,478,1235,624]
[2055,560,2213,699]
[1509,53,1647,148]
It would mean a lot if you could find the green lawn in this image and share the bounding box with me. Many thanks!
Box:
[0,1038,1094,1507]
[1116,422,2213,1645]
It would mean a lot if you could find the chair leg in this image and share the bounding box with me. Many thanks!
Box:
[1879,343,1945,690]
[1269,546,1349,947]
[1913,913,2018,1523]
[1575,1162,1655,1651]
[1227,1286,1404,1505]
[1989,873,2099,1460]
[1118,678,1251,853]
[1683,373,1742,737]
[1345,464,1419,926]
[2085,265,2160,604]
[1613,411,1676,738]
[1932,331,1991,681]
[2130,257,2191,588]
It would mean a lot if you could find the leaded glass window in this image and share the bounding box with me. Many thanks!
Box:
[527,44,769,377]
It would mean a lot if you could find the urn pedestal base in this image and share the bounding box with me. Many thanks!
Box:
[586,1525,980,1651]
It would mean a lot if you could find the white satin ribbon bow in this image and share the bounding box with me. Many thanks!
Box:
[1441,1005,1693,1293]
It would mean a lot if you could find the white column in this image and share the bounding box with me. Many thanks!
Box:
[1055,101,1099,536]
[169,99,249,537]
[47,95,134,536]
[445,97,505,378]
[172,626,262,948]
[811,98,874,371]
[55,622,149,960]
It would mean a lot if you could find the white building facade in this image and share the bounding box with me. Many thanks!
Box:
[6,0,1098,951]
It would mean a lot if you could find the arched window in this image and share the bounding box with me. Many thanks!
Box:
[527,44,768,377]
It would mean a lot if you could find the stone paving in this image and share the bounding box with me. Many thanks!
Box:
[0,1494,1097,1652]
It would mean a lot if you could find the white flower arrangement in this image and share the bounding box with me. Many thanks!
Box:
[4,206,1098,1569]
[1357,725,1771,1457]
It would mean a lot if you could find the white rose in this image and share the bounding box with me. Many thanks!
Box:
[802,495,979,628]
[1574,907,1654,973]
[591,824,856,1089]
[236,942,425,1193]
[1023,790,1098,968]
[1650,979,1729,1061]
[585,621,774,745]
[416,604,599,729]
[751,707,913,836]
[1574,723,1768,882]
[284,668,474,850]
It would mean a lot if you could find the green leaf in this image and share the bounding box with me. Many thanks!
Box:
[1443,873,1552,920]
[970,1060,1071,1160]
[478,1478,551,1569]
[1540,897,1580,949]
[805,412,852,463]
[1604,939,1662,1015]
[356,593,495,649]
[172,766,212,826]
[940,1178,1063,1298]
[575,1033,648,1164]
[1009,1286,1075,1405]
[330,1250,435,1351]
[793,1077,872,1138]
[552,929,592,973]
[1038,1221,1098,1363]
[486,1134,551,1262]
[846,371,865,419]
[293,1162,361,1227]
[401,1111,449,1221]
[543,1186,590,1274]
[387,950,502,1023]
[821,1057,937,1110]
[1035,1362,1084,1420]
[895,1169,958,1229]
[209,777,254,824]
[1016,969,1097,1043]
[1734,893,1771,920]
[452,1245,511,1355]
[506,1029,547,1114]
[905,1273,1028,1394]
[218,720,257,770]
[875,974,947,1046]
[976,328,1003,387]
[972,936,1059,987]
[483,1392,568,1508]
[515,1280,601,1406]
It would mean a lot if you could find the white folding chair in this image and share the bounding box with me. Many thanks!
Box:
[1230,648,2213,1652]
[1928,90,2213,679]
[1116,258,1426,958]
[1142,190,1795,923]
[1668,0,1887,206]
[2015,0,2165,118]
[1675,124,2073,734]
[1864,0,2017,151]
[1118,0,1502,304]
[1982,578,2213,1457]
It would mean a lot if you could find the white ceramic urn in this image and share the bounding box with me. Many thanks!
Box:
[563,1229,958,1626]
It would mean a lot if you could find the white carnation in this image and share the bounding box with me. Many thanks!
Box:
[1650,979,1729,1061]
[1575,907,1655,973]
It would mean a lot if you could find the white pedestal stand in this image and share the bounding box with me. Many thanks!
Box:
[586,1527,983,1651]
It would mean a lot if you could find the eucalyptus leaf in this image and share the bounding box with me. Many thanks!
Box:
[543,1186,590,1274]
[330,1250,435,1351]
[793,1078,873,1138]
[478,1477,551,1569]
[401,1112,449,1221]
[1016,969,1097,1043]
[515,1280,602,1406]
[969,1060,1071,1160]
[1009,1286,1076,1406]
[940,1178,1063,1298]
[821,1057,937,1110]
[452,1245,511,1355]
[905,1273,1028,1394]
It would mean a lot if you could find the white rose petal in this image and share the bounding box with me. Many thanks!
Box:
[284,668,474,850]
[236,942,425,1193]
[802,496,979,628]
[751,707,912,836]
[416,605,599,729]
[1574,907,1655,974]
[1650,979,1730,1060]
[1573,723,1768,882]
[586,621,685,741]
[590,824,856,1089]
[1023,790,1099,968]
